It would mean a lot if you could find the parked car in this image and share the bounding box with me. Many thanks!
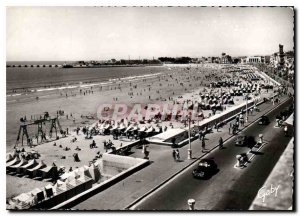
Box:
[235,134,256,148]
[192,159,218,179]
[258,116,270,125]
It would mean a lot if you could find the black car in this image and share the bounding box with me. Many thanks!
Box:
[192,159,218,179]
[235,135,256,148]
[258,116,270,125]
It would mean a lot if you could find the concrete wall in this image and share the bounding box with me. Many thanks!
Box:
[51,154,149,210]
[99,154,146,176]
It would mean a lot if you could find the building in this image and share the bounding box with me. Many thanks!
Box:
[279,44,285,66]
[221,53,232,64]
[246,56,262,63]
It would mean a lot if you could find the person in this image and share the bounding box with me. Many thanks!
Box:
[175,149,180,161]
[228,126,231,135]
[90,140,96,148]
[219,137,224,149]
[202,138,206,151]
[172,150,177,161]
[284,125,288,136]
[198,131,202,140]
[73,153,80,162]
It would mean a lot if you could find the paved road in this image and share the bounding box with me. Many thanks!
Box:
[131,98,293,210]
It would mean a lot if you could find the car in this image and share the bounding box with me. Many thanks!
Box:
[258,116,270,125]
[235,135,256,148]
[192,159,218,179]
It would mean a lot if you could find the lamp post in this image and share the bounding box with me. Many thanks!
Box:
[187,116,192,160]
[245,93,248,123]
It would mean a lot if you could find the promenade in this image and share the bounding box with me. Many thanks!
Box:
[73,93,290,210]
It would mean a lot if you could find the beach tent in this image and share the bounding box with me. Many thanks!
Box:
[88,163,101,183]
[44,184,54,198]
[74,165,92,179]
[67,178,87,196]
[118,123,126,131]
[146,126,154,133]
[60,172,70,181]
[29,188,45,204]
[18,159,38,175]
[12,193,34,210]
[125,124,133,133]
[27,160,47,178]
[64,181,77,200]
[6,153,14,163]
[67,171,76,182]
[6,155,20,167]
[139,126,147,132]
[78,174,93,190]
[99,123,105,130]
[8,158,28,173]
[52,181,68,205]
[104,124,111,129]
[39,162,58,179]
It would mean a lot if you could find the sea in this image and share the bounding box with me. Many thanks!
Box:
[6,61,166,92]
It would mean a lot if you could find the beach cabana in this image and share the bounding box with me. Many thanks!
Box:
[12,193,35,210]
[39,162,58,179]
[146,126,154,133]
[18,159,38,175]
[44,184,54,199]
[63,181,76,200]
[60,172,70,182]
[27,161,47,178]
[54,181,68,204]
[77,174,93,190]
[88,163,101,183]
[6,155,20,168]
[139,126,147,132]
[8,158,28,173]
[29,188,45,204]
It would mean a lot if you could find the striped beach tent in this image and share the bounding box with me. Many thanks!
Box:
[6,155,20,167]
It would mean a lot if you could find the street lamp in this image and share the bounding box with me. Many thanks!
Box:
[245,93,248,123]
[187,115,192,160]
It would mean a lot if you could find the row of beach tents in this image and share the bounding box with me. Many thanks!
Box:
[6,154,57,180]
[7,163,101,210]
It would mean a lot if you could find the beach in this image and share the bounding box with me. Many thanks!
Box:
[6,64,220,149]
[6,63,274,201]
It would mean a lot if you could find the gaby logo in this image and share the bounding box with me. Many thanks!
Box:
[96,103,206,122]
[257,184,280,203]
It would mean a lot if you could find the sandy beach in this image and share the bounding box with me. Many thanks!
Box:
[6,63,274,201]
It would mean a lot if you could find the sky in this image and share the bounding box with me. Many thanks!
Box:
[6,7,294,61]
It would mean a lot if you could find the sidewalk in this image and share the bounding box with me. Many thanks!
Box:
[73,94,290,210]
[249,138,294,210]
